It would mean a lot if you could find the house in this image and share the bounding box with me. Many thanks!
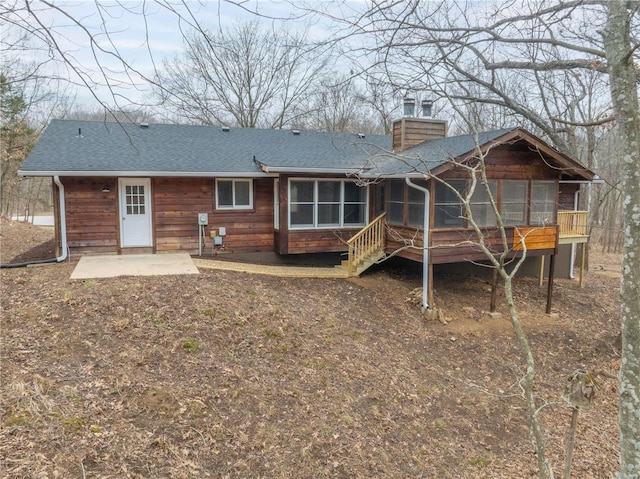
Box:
[19,113,595,309]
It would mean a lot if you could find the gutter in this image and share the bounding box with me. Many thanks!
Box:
[1,175,68,268]
[18,170,275,178]
[405,177,430,310]
[259,165,364,174]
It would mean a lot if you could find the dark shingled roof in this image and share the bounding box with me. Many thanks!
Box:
[23,119,591,180]
[20,119,391,176]
[363,129,513,176]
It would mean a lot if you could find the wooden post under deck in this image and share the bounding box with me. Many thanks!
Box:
[539,255,545,287]
[427,263,434,308]
[546,254,556,315]
[580,244,586,288]
[490,267,498,312]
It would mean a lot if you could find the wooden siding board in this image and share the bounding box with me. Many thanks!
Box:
[62,176,276,256]
[62,177,119,254]
[513,226,558,252]
[154,177,275,254]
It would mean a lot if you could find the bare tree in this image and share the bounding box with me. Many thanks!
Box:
[336,0,639,475]
[602,1,640,476]
[155,21,331,128]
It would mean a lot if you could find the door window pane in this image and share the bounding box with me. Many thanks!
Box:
[125,184,146,215]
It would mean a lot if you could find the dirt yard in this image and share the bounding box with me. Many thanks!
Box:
[1,219,622,478]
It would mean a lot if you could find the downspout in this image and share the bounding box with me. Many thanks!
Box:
[0,175,68,268]
[406,177,430,310]
[568,189,579,280]
[53,175,69,262]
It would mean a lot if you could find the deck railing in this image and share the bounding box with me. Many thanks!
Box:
[347,212,386,276]
[557,210,588,237]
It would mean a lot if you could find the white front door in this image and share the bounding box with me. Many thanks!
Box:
[119,178,152,247]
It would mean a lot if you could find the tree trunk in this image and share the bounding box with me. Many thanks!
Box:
[602,2,640,476]
[503,274,553,479]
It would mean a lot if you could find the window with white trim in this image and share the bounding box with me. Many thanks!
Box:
[289,179,368,229]
[216,179,253,209]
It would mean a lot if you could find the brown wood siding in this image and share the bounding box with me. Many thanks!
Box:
[392,118,447,151]
[430,228,516,264]
[513,226,558,252]
[386,226,555,264]
[558,183,579,210]
[440,144,561,180]
[286,229,360,254]
[154,177,275,254]
[386,226,425,262]
[62,177,119,255]
[60,176,275,256]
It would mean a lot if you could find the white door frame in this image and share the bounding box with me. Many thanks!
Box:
[119,178,153,247]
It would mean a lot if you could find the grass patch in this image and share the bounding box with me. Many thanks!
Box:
[182,339,200,353]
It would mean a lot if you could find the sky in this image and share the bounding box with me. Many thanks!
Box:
[8,1,362,111]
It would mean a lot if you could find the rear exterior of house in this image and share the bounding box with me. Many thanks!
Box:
[22,117,594,284]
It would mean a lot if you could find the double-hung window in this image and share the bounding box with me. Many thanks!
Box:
[289,179,367,229]
[216,179,253,209]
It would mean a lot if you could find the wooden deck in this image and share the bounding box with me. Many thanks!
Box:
[558,210,589,244]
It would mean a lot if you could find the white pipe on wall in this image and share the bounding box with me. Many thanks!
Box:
[53,175,68,262]
[405,177,430,310]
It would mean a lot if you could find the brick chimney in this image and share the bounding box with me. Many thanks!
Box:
[392,98,448,151]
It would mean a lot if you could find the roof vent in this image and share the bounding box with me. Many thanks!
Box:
[140,122,149,129]
[356,133,365,139]
[222,126,230,132]
[292,129,300,135]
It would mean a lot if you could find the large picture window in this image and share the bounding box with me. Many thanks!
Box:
[216,179,253,209]
[289,179,367,229]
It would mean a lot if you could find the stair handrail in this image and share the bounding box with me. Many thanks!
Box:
[347,212,387,276]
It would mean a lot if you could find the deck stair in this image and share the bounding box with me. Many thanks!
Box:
[335,213,387,277]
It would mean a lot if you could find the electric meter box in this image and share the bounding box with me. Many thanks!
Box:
[198,213,208,225]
